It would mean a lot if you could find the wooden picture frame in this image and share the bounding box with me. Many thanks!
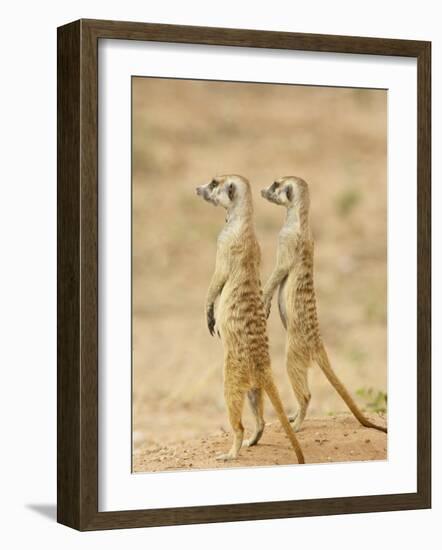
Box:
[57,18,431,530]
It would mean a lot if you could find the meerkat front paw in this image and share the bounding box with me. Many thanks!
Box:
[207,304,216,336]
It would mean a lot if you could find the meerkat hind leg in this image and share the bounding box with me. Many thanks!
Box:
[244,388,265,447]
[216,387,246,461]
[286,351,311,432]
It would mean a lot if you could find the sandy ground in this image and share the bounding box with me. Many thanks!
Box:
[132,79,387,472]
[133,413,387,472]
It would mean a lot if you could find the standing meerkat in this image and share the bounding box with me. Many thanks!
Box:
[196,174,305,463]
[261,176,387,434]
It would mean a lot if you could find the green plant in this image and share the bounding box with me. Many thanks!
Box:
[347,346,368,366]
[365,298,387,323]
[335,188,361,218]
[356,387,387,413]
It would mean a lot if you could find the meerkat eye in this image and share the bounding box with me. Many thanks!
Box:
[228,182,236,200]
[270,182,278,191]
[209,180,218,189]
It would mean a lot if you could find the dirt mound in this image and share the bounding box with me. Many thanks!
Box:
[133,413,387,472]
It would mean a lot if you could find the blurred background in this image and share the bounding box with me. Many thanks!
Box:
[132,77,387,469]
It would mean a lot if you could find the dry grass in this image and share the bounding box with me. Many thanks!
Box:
[132,78,387,466]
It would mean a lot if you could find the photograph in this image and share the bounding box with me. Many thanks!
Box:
[131,76,388,473]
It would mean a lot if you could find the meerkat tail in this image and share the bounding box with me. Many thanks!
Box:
[314,345,387,433]
[263,378,305,464]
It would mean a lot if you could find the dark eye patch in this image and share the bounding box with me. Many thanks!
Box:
[210,179,218,189]
[270,181,278,191]
[228,182,236,200]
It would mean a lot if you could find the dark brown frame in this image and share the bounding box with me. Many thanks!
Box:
[57,18,431,531]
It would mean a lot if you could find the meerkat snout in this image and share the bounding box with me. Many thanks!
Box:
[196,181,219,206]
[195,175,246,209]
[261,180,290,206]
[261,177,311,207]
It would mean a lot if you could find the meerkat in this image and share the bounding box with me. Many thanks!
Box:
[261,176,387,434]
[196,174,305,463]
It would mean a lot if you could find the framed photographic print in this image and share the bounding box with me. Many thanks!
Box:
[57,19,431,530]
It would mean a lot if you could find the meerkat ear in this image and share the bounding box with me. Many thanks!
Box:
[228,182,236,201]
[286,185,293,201]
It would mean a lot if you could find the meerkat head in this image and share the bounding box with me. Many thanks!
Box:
[196,175,251,210]
[261,176,310,209]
